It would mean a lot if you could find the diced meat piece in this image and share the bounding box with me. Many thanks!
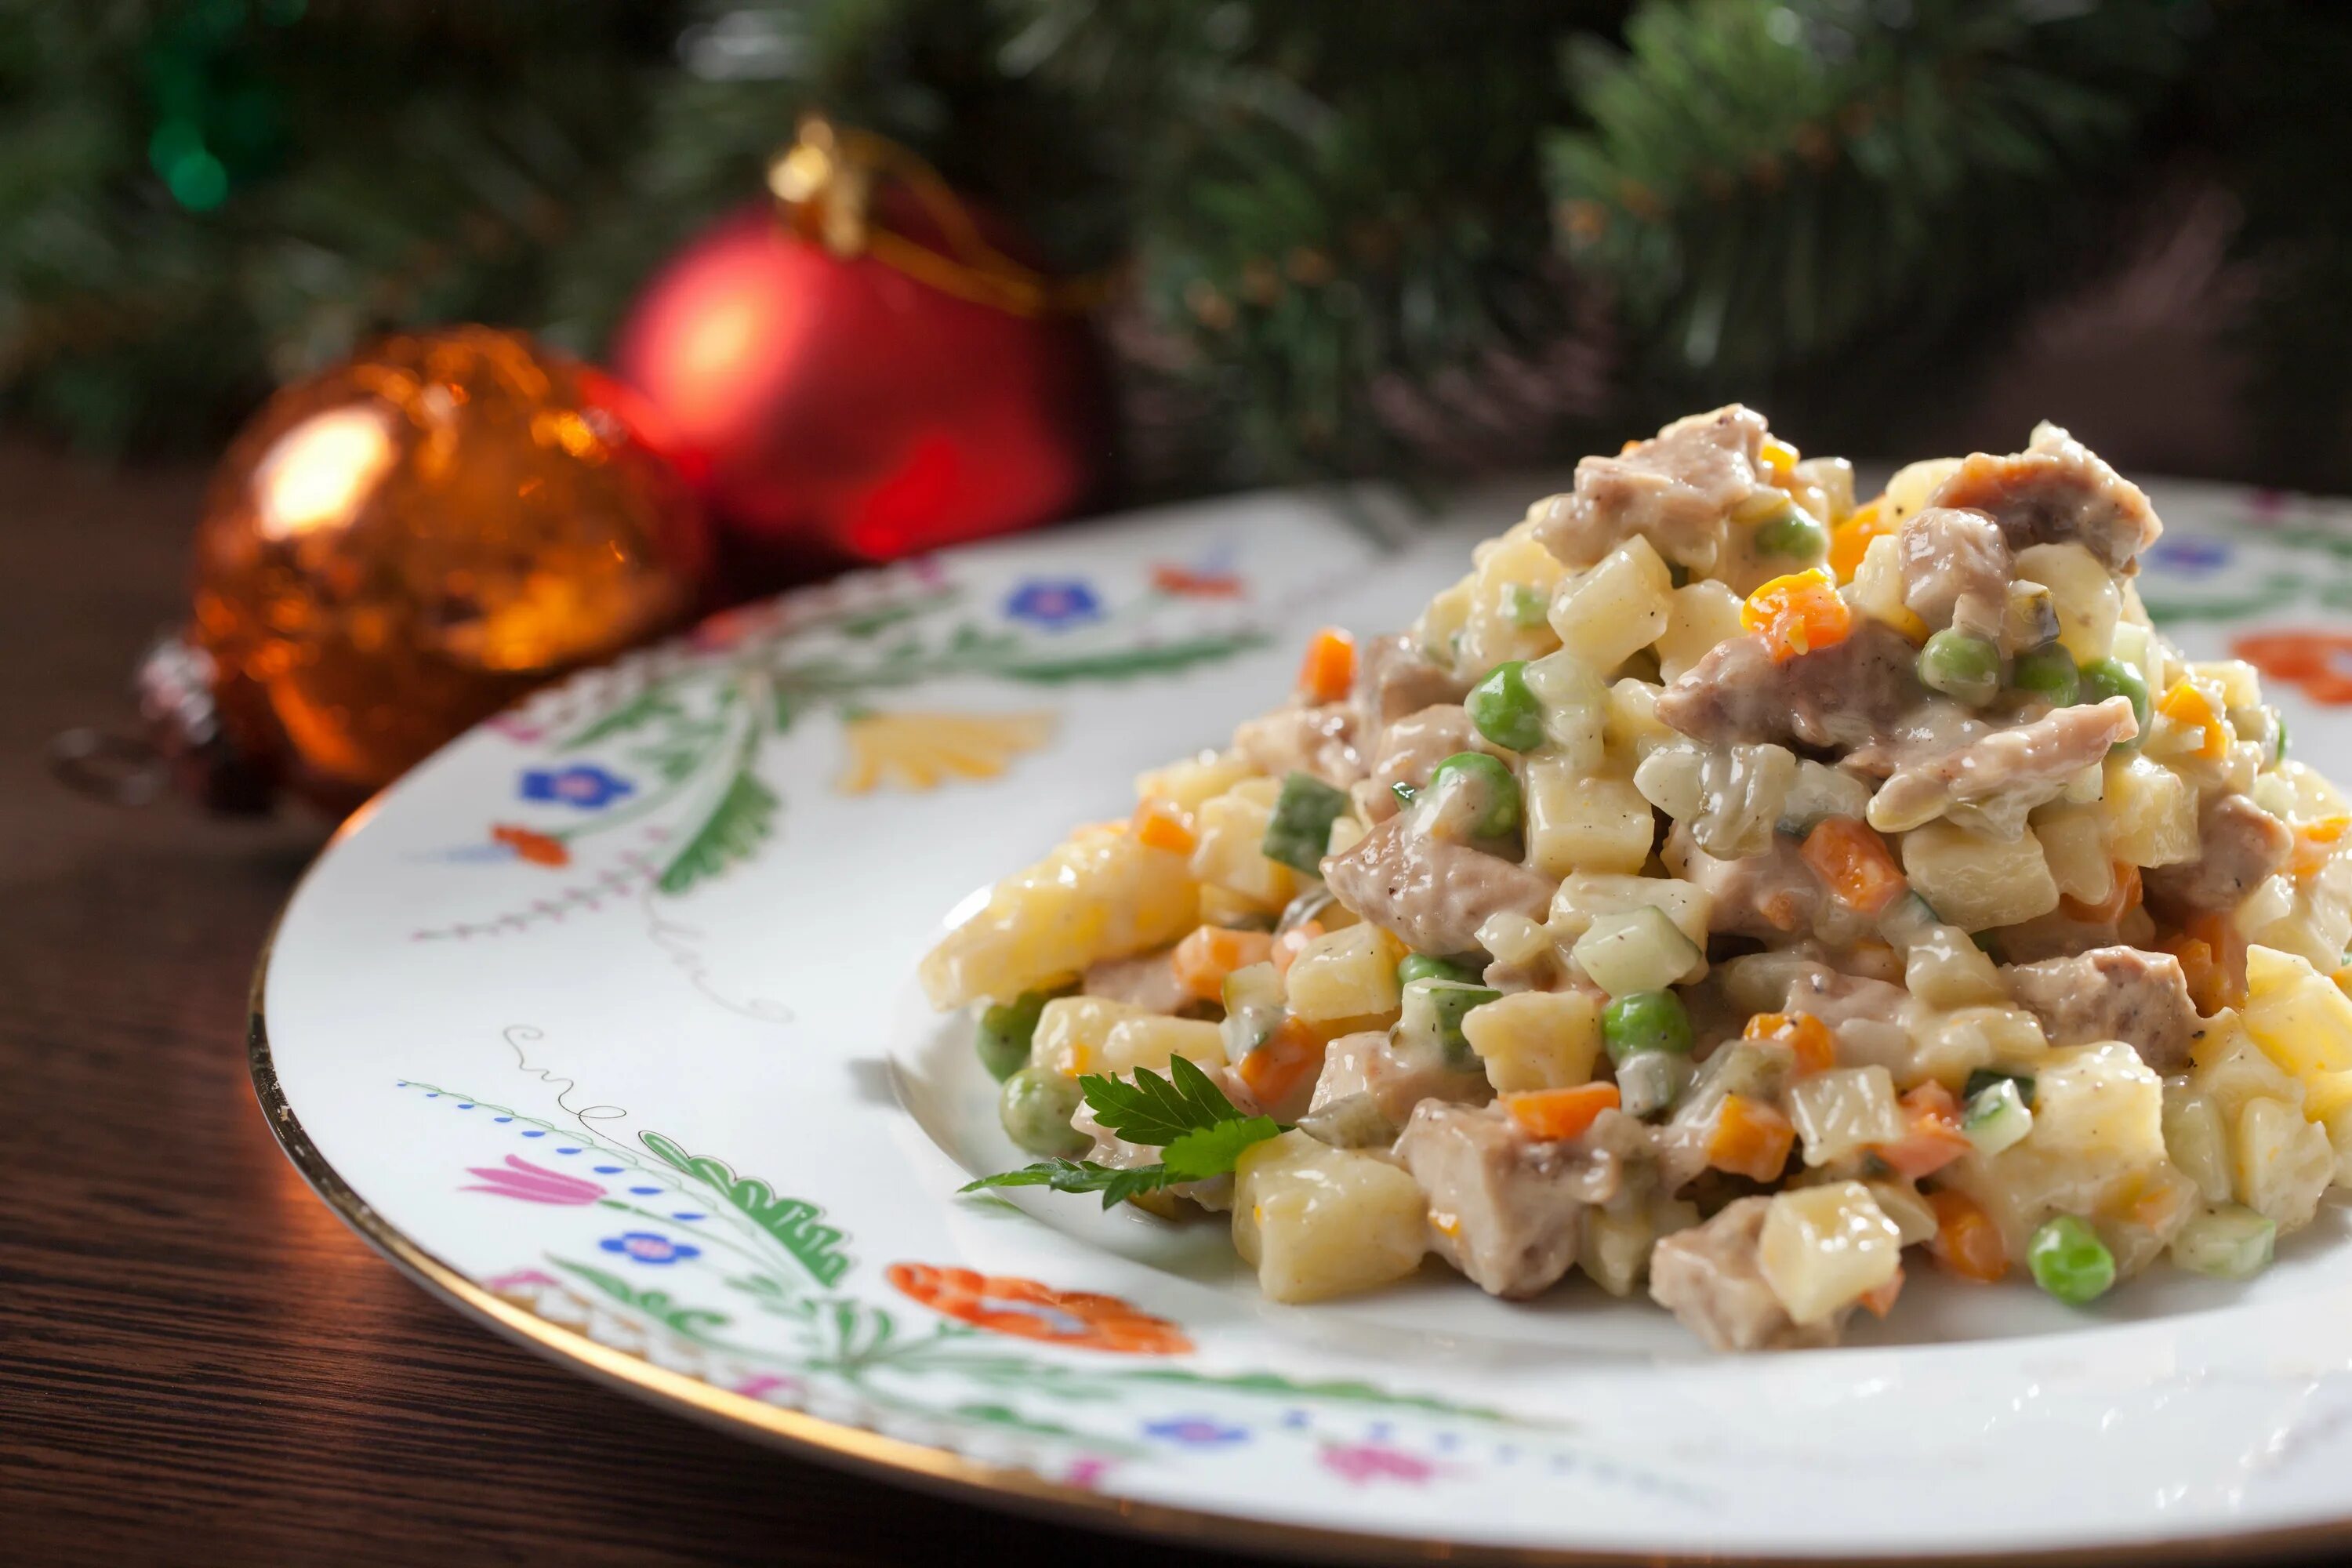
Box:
[1365,704,1489,823]
[1233,702,1362,787]
[1656,621,1923,753]
[1080,949,1189,1015]
[1530,405,1769,572]
[1991,904,2157,964]
[1867,696,2137,835]
[2145,793,2293,914]
[1321,814,1555,956]
[1310,1029,1491,1130]
[1663,823,1825,939]
[1897,506,2010,640]
[1649,1196,1846,1351]
[1396,1102,1635,1298]
[1353,633,1468,730]
[1775,962,1914,1074]
[2005,946,2201,1072]
[1926,425,2163,572]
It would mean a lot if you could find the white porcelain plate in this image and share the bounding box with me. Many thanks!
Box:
[257,478,2352,1564]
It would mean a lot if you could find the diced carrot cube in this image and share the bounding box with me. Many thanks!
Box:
[1131,799,1198,855]
[1873,1083,1973,1180]
[1800,816,1907,916]
[1759,435,1800,484]
[1740,568,1853,663]
[1504,1083,1621,1143]
[1744,1011,1836,1076]
[1859,1264,1905,1319]
[1926,1189,2007,1283]
[1298,627,1357,705]
[1236,1018,1323,1113]
[2060,859,2140,924]
[2292,815,2352,880]
[2184,910,2247,1009]
[1706,1093,1795,1181]
[1828,500,1889,583]
[1171,924,1276,1000]
[2156,934,2220,1014]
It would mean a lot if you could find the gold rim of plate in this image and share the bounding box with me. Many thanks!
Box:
[245,795,2352,1568]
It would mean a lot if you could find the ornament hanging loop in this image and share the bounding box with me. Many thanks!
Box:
[766,114,1109,318]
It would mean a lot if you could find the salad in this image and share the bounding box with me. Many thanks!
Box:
[921,408,2352,1350]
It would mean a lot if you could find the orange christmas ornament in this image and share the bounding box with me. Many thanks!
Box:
[140,327,708,815]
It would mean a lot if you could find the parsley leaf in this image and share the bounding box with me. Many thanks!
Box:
[1162,1115,1283,1181]
[959,1158,1178,1210]
[1079,1055,1243,1146]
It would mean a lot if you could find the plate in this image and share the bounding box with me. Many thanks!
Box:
[256,477,2352,1563]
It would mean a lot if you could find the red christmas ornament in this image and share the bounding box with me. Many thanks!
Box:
[611,118,1109,570]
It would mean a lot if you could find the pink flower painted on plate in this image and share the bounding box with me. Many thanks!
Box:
[1319,1441,1442,1486]
[733,1373,808,1403]
[462,1153,606,1205]
[1063,1456,1117,1490]
[485,1268,561,1293]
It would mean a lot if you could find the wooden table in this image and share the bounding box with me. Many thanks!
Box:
[0,443,1269,1567]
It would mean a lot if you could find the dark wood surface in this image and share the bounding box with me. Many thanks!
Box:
[0,387,2328,1566]
[0,443,1279,1568]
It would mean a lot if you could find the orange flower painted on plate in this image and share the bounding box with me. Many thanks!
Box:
[492,822,571,866]
[1149,563,1244,598]
[2235,630,2352,705]
[835,710,1054,794]
[886,1262,1192,1355]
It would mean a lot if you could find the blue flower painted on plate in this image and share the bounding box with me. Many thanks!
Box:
[1143,1416,1249,1447]
[599,1231,702,1266]
[1003,578,1102,632]
[520,764,637,809]
[2143,536,2234,575]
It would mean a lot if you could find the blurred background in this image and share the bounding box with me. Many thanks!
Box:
[9,0,2352,815]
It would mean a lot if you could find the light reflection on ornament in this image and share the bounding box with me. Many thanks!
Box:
[252,405,397,540]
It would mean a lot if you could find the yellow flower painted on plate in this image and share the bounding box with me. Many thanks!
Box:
[835,709,1056,794]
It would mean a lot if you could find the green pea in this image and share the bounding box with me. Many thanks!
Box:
[1426,751,1521,838]
[976,992,1051,1081]
[2078,657,2151,745]
[999,1068,1090,1158]
[1262,771,1352,873]
[1753,505,1828,561]
[1917,629,2001,707]
[1505,583,1550,629]
[2011,644,2081,708]
[2027,1214,2117,1305]
[1399,953,1483,986]
[1602,989,1694,1064]
[1466,661,1544,753]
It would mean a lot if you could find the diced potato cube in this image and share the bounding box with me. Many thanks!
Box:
[2161,1083,2232,1204]
[2033,802,2114,906]
[1031,996,1149,1076]
[1757,1182,1903,1326]
[1604,678,1673,762]
[1654,581,1746,683]
[2196,659,2264,712]
[1326,815,1367,858]
[1850,534,1928,641]
[2191,1020,2308,1126]
[1190,777,1298,909]
[1526,761,1655,877]
[1284,924,1406,1024]
[1459,528,1567,671]
[1136,750,1259,813]
[1519,651,1607,770]
[1475,910,1553,966]
[2233,1095,2336,1232]
[1548,536,1674,673]
[1904,924,2008,1009]
[1581,1205,1653,1298]
[1099,1014,1229,1075]
[1900,820,2059,931]
[2013,543,2120,663]
[1787,1067,1905,1167]
[1548,873,1712,955]
[1232,1131,1428,1303]
[2314,1095,2352,1186]
[2253,760,2350,825]
[1882,457,1960,524]
[919,826,1200,1007]
[1912,1005,2049,1091]
[1865,1181,1939,1247]
[2031,1043,2167,1166]
[2241,945,2352,1081]
[1462,989,1604,1092]
[2101,756,2199,868]
[1573,905,1704,994]
[1411,574,1475,673]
